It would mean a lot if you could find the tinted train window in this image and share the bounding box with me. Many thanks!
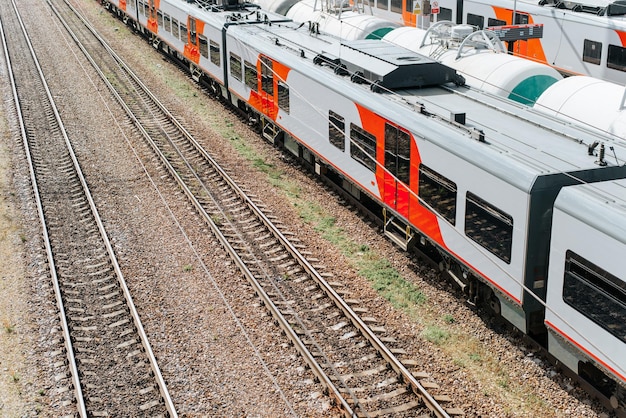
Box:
[378,0,388,11]
[209,40,220,65]
[163,14,171,32]
[488,18,507,27]
[138,0,145,16]
[157,10,163,27]
[467,13,484,29]
[230,53,242,81]
[278,81,289,113]
[384,123,410,184]
[419,165,456,225]
[607,44,626,71]
[563,251,626,343]
[438,7,452,21]
[198,35,209,59]
[465,192,513,263]
[180,24,188,42]
[583,40,602,65]
[188,19,197,45]
[172,18,180,39]
[391,0,402,13]
[350,124,377,171]
[514,13,529,24]
[329,111,345,151]
[244,61,257,91]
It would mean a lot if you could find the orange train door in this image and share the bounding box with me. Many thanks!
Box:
[259,56,275,118]
[184,17,203,64]
[147,0,159,33]
[383,123,411,219]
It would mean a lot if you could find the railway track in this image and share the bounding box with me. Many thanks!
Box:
[48,0,466,415]
[0,1,176,416]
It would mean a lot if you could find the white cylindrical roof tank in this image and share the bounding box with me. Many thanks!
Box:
[286,0,400,41]
[534,76,626,139]
[382,26,427,51]
[383,26,563,105]
[436,52,563,105]
[253,0,300,15]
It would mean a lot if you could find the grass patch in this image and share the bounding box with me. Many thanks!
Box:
[3,319,15,334]
[182,264,193,272]
[421,325,450,345]
[358,253,427,311]
[443,314,455,324]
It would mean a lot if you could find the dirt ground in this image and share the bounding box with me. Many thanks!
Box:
[0,104,42,416]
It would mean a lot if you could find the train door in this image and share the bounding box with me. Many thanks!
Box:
[259,56,277,119]
[383,123,411,219]
[184,17,201,64]
[146,0,159,33]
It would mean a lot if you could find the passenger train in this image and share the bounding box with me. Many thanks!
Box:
[98,0,626,413]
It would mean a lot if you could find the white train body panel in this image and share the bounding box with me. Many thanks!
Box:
[546,180,626,386]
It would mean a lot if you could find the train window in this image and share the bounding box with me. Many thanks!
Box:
[464,192,513,263]
[350,124,377,171]
[467,13,484,29]
[438,8,452,22]
[157,10,163,27]
[384,123,410,184]
[418,165,456,225]
[180,24,187,43]
[172,18,179,39]
[278,81,290,113]
[138,0,144,16]
[607,44,626,72]
[198,35,208,59]
[189,19,197,46]
[378,0,388,11]
[391,0,402,13]
[583,40,602,65]
[209,40,219,65]
[230,53,242,81]
[329,110,345,151]
[488,18,507,27]
[261,57,274,96]
[244,61,258,91]
[163,14,171,33]
[563,251,626,344]
[514,13,529,24]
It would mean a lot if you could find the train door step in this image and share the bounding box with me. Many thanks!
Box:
[262,119,280,144]
[190,65,202,83]
[383,216,414,251]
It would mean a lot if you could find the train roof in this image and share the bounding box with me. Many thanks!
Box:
[222,14,626,191]
[554,179,626,243]
[470,0,626,24]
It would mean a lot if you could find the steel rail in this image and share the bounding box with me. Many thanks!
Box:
[45,1,180,415]
[0,2,87,415]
